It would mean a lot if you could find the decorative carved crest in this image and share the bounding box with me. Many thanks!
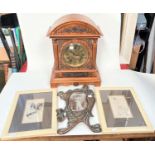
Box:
[47,14,102,37]
[63,26,88,33]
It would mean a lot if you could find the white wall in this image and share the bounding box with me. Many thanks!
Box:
[17,14,121,75]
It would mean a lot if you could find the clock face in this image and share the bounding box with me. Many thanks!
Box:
[62,43,89,67]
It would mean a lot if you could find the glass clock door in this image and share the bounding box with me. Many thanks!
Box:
[62,43,89,67]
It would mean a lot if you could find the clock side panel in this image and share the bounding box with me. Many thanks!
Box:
[52,39,59,69]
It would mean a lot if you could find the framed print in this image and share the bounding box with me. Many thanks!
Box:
[2,89,57,140]
[95,87,154,134]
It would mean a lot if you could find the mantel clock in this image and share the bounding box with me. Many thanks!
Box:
[47,14,103,87]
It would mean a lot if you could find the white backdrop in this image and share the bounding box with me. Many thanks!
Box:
[18,14,121,74]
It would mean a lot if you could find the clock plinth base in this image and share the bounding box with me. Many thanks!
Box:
[50,68,101,88]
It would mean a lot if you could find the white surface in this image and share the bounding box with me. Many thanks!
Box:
[0,14,155,138]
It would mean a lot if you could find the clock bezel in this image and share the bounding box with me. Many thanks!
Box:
[60,39,92,69]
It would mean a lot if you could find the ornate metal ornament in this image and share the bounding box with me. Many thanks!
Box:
[57,85,102,134]
[63,26,88,33]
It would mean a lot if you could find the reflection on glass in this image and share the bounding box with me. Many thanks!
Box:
[62,43,88,67]
[9,92,52,133]
[69,92,87,111]
[99,90,146,128]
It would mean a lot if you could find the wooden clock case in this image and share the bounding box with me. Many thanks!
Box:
[47,14,103,88]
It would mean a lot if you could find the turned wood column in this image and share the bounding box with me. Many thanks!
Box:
[53,39,59,69]
[92,39,97,68]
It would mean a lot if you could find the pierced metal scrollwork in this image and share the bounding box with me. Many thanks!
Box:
[63,26,88,33]
[56,85,102,134]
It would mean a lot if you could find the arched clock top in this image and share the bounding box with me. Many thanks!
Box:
[47,14,103,38]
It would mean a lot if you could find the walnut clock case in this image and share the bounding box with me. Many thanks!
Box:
[47,14,103,88]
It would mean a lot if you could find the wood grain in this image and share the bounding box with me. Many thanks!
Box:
[0,48,10,82]
[2,132,155,141]
[0,47,9,63]
[129,45,141,70]
[48,14,102,87]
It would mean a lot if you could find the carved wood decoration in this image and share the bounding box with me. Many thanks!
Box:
[47,14,103,87]
[56,85,102,134]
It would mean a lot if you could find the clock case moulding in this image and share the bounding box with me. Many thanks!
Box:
[47,14,103,88]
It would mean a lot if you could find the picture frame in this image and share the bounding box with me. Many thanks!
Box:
[2,89,57,140]
[57,85,102,134]
[95,87,154,134]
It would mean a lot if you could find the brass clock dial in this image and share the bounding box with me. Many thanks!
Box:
[62,43,88,67]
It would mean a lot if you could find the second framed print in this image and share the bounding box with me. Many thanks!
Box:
[2,89,57,140]
[95,87,154,134]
